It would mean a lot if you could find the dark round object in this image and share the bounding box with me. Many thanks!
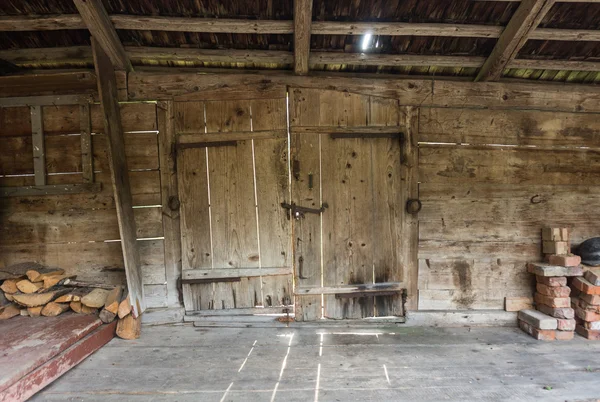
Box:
[406,199,422,215]
[573,237,600,266]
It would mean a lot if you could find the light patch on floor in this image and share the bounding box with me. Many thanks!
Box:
[31,325,600,402]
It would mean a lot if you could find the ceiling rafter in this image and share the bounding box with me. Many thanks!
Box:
[73,0,132,72]
[476,0,557,82]
[293,0,313,75]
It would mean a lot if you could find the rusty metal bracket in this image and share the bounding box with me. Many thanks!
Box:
[281,202,328,220]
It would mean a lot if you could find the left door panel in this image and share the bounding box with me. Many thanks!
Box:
[175,99,292,312]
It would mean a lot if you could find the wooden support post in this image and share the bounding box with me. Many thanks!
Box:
[92,37,145,317]
[73,0,132,71]
[400,106,419,311]
[475,0,555,82]
[157,101,182,307]
[293,0,313,75]
[80,103,93,183]
[30,105,46,186]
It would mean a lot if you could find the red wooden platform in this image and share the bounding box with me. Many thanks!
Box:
[0,313,116,401]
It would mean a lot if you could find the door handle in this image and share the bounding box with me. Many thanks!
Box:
[281,202,328,219]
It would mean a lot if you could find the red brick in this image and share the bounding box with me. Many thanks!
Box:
[580,293,600,306]
[536,304,574,319]
[536,284,571,297]
[575,307,600,322]
[504,297,533,312]
[519,320,555,341]
[536,276,567,287]
[547,254,581,267]
[575,325,600,340]
[579,300,600,313]
[534,293,570,308]
[572,277,600,295]
[557,318,576,331]
[583,321,600,331]
[555,330,575,341]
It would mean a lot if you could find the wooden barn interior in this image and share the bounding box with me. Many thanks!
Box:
[1,0,600,400]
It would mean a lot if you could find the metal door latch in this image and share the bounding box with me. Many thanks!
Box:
[281,202,328,219]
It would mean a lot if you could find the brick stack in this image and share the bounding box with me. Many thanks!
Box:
[572,269,600,340]
[520,227,583,341]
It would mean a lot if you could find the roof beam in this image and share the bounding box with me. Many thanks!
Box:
[73,0,132,71]
[294,0,313,75]
[2,46,599,74]
[1,15,599,42]
[475,0,556,82]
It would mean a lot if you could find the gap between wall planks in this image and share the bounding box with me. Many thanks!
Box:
[175,98,292,312]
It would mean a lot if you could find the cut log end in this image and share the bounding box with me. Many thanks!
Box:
[116,314,142,340]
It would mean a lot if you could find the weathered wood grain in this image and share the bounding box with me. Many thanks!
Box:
[419,145,600,185]
[419,108,600,147]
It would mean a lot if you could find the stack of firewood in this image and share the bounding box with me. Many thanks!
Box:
[0,262,139,340]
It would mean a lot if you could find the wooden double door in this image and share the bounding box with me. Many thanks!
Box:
[176,89,407,320]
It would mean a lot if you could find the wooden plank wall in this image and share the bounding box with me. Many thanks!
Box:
[417,107,600,310]
[0,102,169,308]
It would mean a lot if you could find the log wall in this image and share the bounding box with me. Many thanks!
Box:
[417,107,600,310]
[0,102,168,308]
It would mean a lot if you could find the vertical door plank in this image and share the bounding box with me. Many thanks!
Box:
[252,98,292,307]
[290,88,322,320]
[321,136,375,319]
[177,147,212,310]
[30,106,46,186]
[400,107,420,311]
[205,102,258,309]
[208,141,261,309]
[158,101,182,308]
[369,97,403,316]
[174,101,205,133]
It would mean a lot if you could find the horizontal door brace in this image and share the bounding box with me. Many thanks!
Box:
[182,267,292,281]
[330,132,403,140]
[176,140,237,150]
[295,282,404,296]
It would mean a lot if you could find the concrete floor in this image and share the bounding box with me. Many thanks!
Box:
[33,323,600,402]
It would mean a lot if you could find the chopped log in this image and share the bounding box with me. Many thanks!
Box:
[16,279,42,294]
[0,304,20,320]
[81,288,110,308]
[70,301,83,313]
[41,302,71,317]
[104,286,123,314]
[0,291,10,309]
[99,309,116,324]
[1,279,19,294]
[5,293,14,302]
[60,278,115,290]
[116,314,141,340]
[117,290,131,319]
[80,305,98,315]
[11,288,70,307]
[27,306,43,317]
[20,309,29,316]
[26,267,65,283]
[54,288,92,303]
[42,275,76,290]
[0,262,45,280]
